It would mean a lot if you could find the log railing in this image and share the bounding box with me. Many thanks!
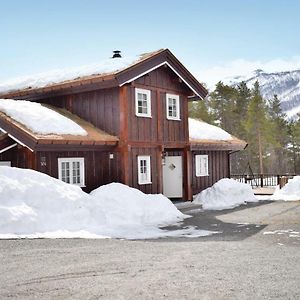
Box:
[230,174,296,188]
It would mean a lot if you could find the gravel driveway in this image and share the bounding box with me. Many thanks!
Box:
[0,201,299,299]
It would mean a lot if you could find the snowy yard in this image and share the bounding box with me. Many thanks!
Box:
[0,167,214,240]
[0,167,300,299]
[0,200,299,299]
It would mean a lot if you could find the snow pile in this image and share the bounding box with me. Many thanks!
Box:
[271,176,300,201]
[0,99,87,135]
[189,118,233,140]
[91,183,183,227]
[0,167,213,239]
[193,178,257,210]
[0,56,138,94]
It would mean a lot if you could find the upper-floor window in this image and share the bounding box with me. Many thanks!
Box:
[58,157,85,187]
[166,93,180,120]
[195,155,209,177]
[135,88,151,118]
[137,155,151,184]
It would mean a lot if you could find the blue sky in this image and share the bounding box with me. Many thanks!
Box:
[0,0,299,87]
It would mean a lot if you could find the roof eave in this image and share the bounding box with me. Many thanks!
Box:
[0,49,208,100]
[189,139,247,151]
[116,49,208,99]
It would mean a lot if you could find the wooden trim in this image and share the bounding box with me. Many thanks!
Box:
[119,85,130,184]
[116,49,208,98]
[157,90,163,142]
[184,147,193,201]
[34,144,117,152]
[127,141,188,148]
[182,95,189,143]
[156,146,163,194]
[0,143,17,154]
[0,77,118,100]
[0,49,208,100]
[190,143,246,151]
[132,83,189,97]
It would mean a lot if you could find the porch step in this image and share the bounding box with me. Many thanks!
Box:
[253,187,275,195]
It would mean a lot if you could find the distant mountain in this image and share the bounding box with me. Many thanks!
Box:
[228,69,300,119]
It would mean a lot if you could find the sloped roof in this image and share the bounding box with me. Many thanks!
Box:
[189,118,247,151]
[0,103,118,151]
[0,49,208,100]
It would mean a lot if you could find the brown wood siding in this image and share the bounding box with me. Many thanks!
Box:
[127,86,158,142]
[127,146,161,194]
[191,150,230,195]
[35,150,122,192]
[39,87,120,136]
[0,146,35,169]
[134,66,190,94]
[129,66,190,144]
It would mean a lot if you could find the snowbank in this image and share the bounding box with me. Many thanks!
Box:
[189,118,233,141]
[91,183,183,227]
[0,167,213,239]
[0,99,87,136]
[271,176,300,201]
[193,178,257,210]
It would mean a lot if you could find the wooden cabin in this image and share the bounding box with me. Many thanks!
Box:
[0,49,246,200]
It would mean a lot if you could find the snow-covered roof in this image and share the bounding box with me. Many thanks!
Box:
[0,99,87,136]
[188,118,247,150]
[189,118,233,141]
[0,50,164,95]
[0,99,118,150]
[0,49,208,100]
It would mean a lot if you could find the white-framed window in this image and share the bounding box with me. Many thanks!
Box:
[166,93,180,120]
[135,88,151,117]
[137,155,151,184]
[0,161,11,167]
[195,155,209,177]
[58,157,85,187]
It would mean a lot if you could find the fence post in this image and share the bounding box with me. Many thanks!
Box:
[244,175,247,184]
[260,174,263,187]
[277,175,280,186]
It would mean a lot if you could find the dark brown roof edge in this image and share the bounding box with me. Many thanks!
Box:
[0,110,118,152]
[0,49,208,100]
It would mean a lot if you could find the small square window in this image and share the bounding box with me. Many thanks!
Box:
[166,94,180,120]
[58,157,85,186]
[137,155,151,184]
[195,155,209,177]
[135,88,151,117]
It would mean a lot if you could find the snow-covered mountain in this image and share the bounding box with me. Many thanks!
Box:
[228,69,300,119]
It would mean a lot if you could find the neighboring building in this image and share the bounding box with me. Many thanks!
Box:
[0,49,246,200]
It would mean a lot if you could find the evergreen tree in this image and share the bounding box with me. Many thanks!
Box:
[209,81,239,134]
[287,117,300,174]
[188,99,214,124]
[235,81,251,134]
[244,81,272,174]
[267,94,289,173]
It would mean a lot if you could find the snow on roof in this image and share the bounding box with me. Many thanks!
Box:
[0,51,162,95]
[0,99,87,136]
[188,118,233,141]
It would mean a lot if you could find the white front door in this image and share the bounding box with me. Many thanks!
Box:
[163,156,183,198]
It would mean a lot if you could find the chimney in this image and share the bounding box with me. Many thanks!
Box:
[112,50,121,58]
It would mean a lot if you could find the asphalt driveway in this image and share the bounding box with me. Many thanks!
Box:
[0,200,299,299]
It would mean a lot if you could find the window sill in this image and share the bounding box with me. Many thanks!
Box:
[138,181,152,185]
[196,175,209,177]
[167,117,181,121]
[136,114,152,118]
